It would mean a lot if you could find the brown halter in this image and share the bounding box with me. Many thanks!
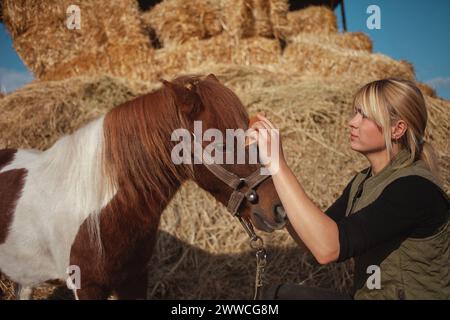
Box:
[191,133,271,234]
[190,132,269,299]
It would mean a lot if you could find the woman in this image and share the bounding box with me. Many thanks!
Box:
[251,78,449,300]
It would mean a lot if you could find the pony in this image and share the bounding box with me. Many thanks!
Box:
[0,74,287,299]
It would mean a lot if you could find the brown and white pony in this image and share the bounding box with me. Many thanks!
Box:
[0,74,286,300]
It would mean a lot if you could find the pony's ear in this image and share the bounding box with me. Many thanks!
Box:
[162,80,203,118]
[205,73,220,83]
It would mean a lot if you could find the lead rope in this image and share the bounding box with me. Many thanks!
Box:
[253,243,267,300]
[238,216,267,300]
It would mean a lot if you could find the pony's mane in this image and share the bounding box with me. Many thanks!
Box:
[102,85,191,210]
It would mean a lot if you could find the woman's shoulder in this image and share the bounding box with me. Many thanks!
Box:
[386,174,445,194]
[385,175,443,196]
[383,175,449,211]
[382,175,449,237]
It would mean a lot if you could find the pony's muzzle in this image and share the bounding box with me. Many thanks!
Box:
[273,204,287,226]
[251,204,287,232]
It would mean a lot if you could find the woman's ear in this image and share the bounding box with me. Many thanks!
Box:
[391,119,408,140]
[162,80,203,118]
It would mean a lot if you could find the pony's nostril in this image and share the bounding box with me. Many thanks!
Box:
[274,204,287,223]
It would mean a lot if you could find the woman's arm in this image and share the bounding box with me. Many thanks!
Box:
[252,113,340,264]
[285,220,307,250]
[272,160,340,264]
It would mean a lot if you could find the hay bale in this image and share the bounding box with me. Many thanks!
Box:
[153,35,281,79]
[221,0,255,39]
[288,6,338,36]
[252,0,273,37]
[2,0,152,78]
[289,32,373,52]
[140,0,289,46]
[140,0,223,47]
[417,83,437,98]
[281,40,415,82]
[269,0,290,40]
[40,43,155,82]
[347,32,374,52]
[220,0,290,40]
[139,0,338,44]
[0,75,154,150]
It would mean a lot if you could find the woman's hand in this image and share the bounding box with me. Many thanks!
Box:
[249,113,286,175]
[250,113,340,264]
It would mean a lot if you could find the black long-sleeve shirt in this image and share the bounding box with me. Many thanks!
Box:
[325,175,449,263]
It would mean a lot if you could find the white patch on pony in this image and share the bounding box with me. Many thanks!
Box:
[0,116,116,289]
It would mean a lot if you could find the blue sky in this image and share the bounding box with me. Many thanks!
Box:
[334,0,450,99]
[0,23,33,93]
[1,0,449,99]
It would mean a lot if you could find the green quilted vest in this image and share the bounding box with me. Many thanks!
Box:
[345,149,449,300]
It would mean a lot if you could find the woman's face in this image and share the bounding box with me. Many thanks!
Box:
[348,107,386,155]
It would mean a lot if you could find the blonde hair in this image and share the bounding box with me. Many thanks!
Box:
[352,78,440,178]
